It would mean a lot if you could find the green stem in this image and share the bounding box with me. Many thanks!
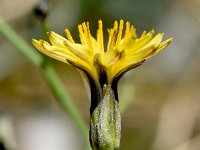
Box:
[40,20,49,42]
[0,17,42,66]
[41,61,89,141]
[0,16,90,149]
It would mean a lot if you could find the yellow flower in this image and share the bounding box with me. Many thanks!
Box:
[32,20,172,150]
[32,20,172,85]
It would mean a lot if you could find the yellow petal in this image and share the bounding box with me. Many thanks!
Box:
[32,20,173,84]
[64,40,92,63]
[65,29,75,43]
[47,31,67,48]
[32,39,68,63]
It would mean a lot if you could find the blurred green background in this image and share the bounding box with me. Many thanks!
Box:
[1,0,200,150]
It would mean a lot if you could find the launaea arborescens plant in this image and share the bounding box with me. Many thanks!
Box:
[32,20,172,150]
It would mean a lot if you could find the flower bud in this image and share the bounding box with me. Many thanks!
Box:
[90,84,121,150]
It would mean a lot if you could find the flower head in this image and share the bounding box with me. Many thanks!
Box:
[32,20,172,150]
[32,20,172,86]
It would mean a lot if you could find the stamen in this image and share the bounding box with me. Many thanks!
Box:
[107,29,114,51]
[97,20,104,53]
[113,20,118,30]
[82,22,89,42]
[82,22,93,50]
[107,21,118,51]
[116,19,124,46]
[130,25,137,39]
[86,22,93,50]
[78,24,87,46]
[124,21,130,41]
[65,29,75,43]
[141,30,147,37]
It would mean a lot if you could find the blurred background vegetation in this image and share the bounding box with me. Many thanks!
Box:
[1,0,200,150]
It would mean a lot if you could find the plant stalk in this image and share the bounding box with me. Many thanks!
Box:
[0,16,90,150]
